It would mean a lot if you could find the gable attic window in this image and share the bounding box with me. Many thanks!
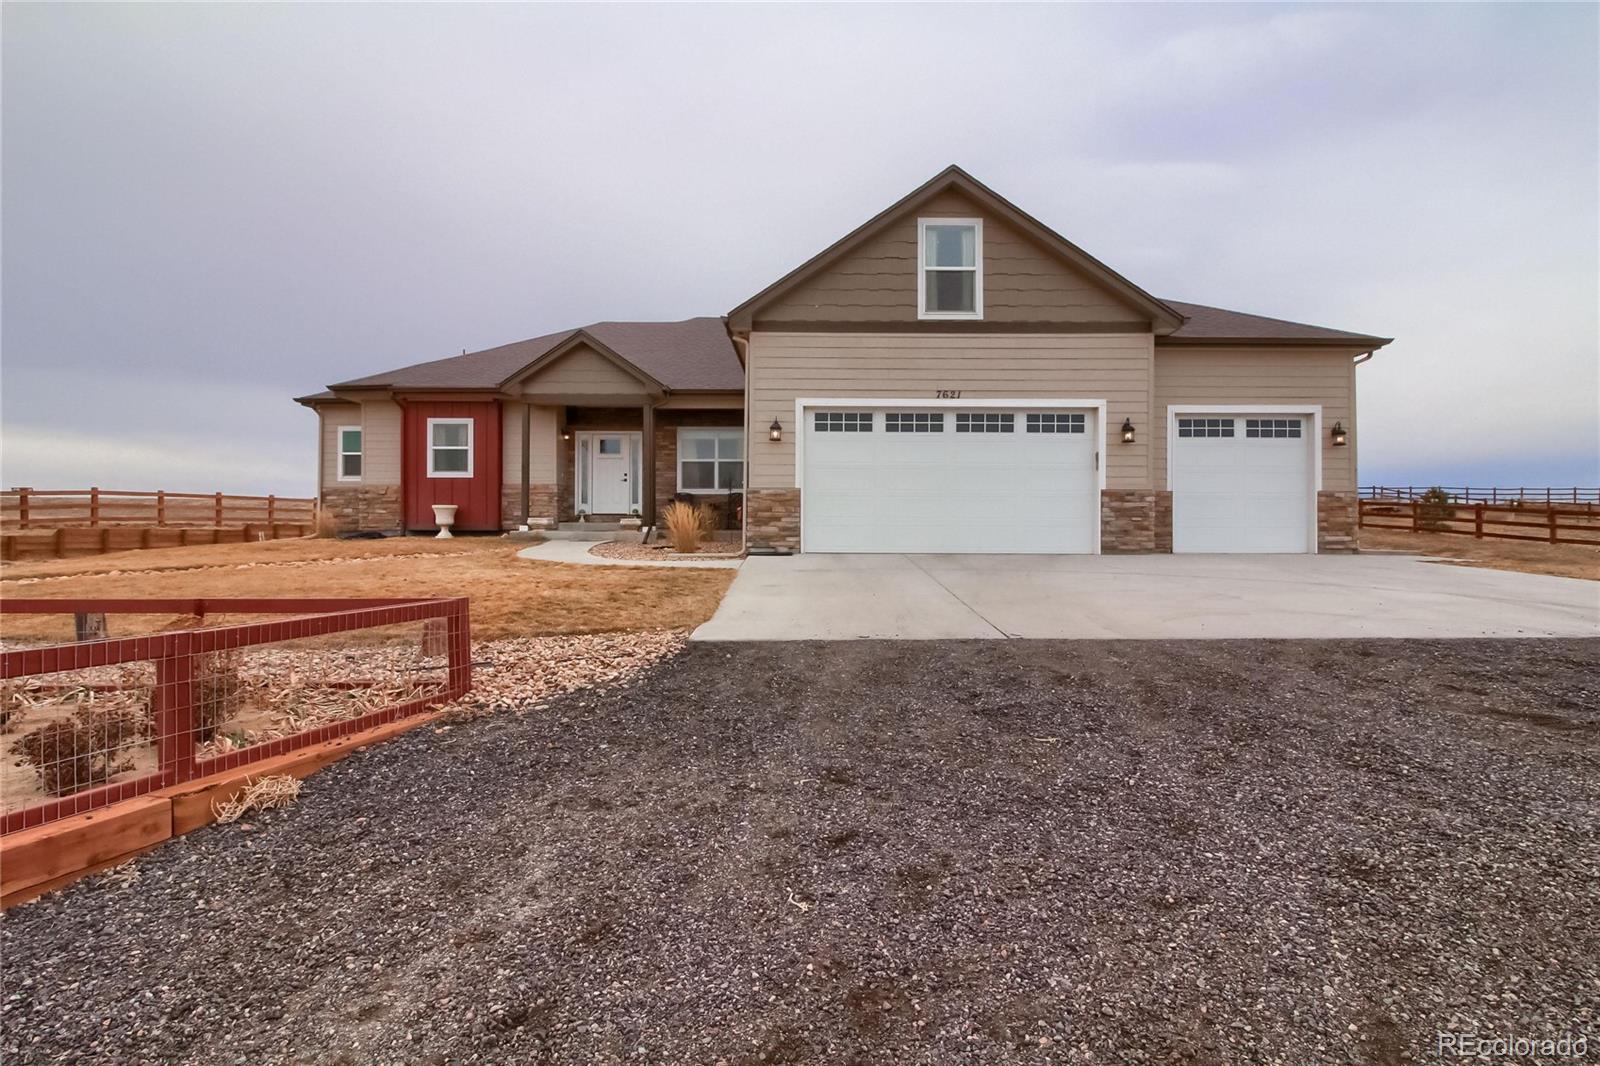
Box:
[918,218,983,319]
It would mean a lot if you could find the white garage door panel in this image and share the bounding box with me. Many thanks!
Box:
[1171,415,1312,554]
[802,408,1098,554]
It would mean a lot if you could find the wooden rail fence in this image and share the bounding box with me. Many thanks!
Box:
[1362,485,1598,508]
[1358,498,1600,546]
[1,488,319,561]
[2,488,316,529]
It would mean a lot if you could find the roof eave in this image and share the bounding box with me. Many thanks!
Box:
[1159,335,1393,349]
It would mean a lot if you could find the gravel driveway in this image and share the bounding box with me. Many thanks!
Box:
[4,639,1598,1064]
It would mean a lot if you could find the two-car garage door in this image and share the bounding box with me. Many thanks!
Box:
[802,407,1099,554]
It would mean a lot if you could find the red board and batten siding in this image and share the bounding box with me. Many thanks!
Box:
[402,401,503,531]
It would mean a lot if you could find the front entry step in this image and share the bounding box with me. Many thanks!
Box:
[541,529,643,543]
[558,521,625,531]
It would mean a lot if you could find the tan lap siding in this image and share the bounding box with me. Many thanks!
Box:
[319,400,401,488]
[524,344,649,396]
[1152,347,1360,493]
[500,405,561,485]
[747,332,1155,490]
[759,189,1148,328]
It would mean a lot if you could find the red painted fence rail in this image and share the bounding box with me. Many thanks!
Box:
[0,598,471,834]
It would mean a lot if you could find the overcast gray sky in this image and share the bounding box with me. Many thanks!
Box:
[3,2,1596,495]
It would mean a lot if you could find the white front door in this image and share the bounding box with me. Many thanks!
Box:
[1170,413,1313,553]
[801,407,1100,554]
[581,432,638,515]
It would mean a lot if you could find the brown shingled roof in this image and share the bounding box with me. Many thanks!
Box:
[1161,300,1391,346]
[323,317,742,394]
[297,301,1387,407]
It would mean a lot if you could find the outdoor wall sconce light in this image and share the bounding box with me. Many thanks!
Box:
[1120,418,1136,444]
[769,418,783,442]
[1330,421,1348,446]
[561,429,571,441]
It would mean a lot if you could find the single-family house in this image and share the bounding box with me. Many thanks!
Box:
[295,165,1390,554]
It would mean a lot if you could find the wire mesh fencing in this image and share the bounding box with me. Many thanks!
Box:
[0,598,471,833]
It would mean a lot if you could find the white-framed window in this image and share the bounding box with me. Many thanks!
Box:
[427,417,473,477]
[337,426,363,481]
[678,428,744,493]
[918,218,983,319]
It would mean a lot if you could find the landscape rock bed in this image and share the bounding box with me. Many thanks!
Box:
[590,542,743,562]
[2,638,1597,1064]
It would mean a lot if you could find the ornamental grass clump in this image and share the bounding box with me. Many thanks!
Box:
[662,501,706,554]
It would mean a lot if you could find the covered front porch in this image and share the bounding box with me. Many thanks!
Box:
[500,332,744,532]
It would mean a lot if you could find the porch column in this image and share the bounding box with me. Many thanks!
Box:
[641,402,656,525]
[519,401,531,525]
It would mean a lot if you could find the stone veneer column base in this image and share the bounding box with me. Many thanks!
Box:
[502,484,557,530]
[746,488,801,552]
[1318,490,1358,553]
[320,486,401,533]
[1153,491,1173,553]
[1099,490,1157,553]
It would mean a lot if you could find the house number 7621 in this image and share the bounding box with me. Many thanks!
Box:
[934,389,962,399]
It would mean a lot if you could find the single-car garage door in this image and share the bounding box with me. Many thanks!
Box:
[802,407,1098,553]
[1170,414,1313,553]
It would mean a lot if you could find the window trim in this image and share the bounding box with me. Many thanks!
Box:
[336,425,363,482]
[426,417,474,479]
[676,426,744,495]
[917,217,984,320]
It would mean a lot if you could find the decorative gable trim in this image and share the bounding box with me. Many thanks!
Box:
[498,330,666,395]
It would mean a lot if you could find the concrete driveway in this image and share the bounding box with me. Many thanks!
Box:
[691,553,1600,640]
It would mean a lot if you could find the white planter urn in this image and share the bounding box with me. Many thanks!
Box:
[431,503,459,539]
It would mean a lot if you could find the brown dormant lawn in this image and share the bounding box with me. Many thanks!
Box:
[1358,525,1599,581]
[0,536,735,642]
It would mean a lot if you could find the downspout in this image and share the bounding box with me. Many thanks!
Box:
[731,331,752,552]
[520,400,531,527]
[314,404,326,524]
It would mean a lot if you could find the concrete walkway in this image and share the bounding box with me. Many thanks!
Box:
[691,553,1600,640]
[518,540,744,569]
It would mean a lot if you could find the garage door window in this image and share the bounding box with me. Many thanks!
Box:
[1245,418,1302,439]
[955,412,1014,434]
[1177,417,1234,438]
[815,412,873,432]
[1026,413,1085,434]
[885,412,944,433]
